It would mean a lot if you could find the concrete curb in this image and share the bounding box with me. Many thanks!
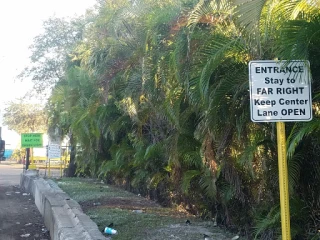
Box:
[20,170,109,240]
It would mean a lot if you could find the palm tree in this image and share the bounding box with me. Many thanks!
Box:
[232,0,320,238]
[43,0,320,238]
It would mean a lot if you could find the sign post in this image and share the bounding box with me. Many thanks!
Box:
[21,133,43,170]
[249,60,312,240]
[277,122,291,239]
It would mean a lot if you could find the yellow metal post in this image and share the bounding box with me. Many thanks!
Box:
[60,157,63,178]
[48,158,51,177]
[276,122,291,240]
[29,148,36,170]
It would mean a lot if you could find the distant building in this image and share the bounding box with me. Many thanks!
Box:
[3,149,13,160]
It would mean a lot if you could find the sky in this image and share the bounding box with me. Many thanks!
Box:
[0,0,97,148]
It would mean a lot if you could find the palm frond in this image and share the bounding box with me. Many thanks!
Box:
[198,36,245,104]
[144,142,165,160]
[188,0,233,29]
[276,15,320,60]
[182,151,203,168]
[181,169,201,194]
[131,169,149,188]
[253,205,280,240]
[199,167,217,200]
[219,180,236,204]
[288,153,303,193]
[233,0,266,31]
[287,119,320,157]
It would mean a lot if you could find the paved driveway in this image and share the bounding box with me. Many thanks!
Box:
[0,161,50,239]
[0,162,23,186]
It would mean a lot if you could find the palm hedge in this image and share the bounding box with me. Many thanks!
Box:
[28,0,320,239]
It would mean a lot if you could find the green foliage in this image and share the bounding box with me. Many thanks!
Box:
[18,16,88,92]
[253,205,281,240]
[21,0,320,238]
[3,100,47,134]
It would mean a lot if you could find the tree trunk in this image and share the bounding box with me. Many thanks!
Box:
[65,133,77,177]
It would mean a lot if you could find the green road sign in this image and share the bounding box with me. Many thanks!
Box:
[21,133,43,148]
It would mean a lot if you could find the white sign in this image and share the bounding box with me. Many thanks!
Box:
[249,60,312,122]
[48,143,61,159]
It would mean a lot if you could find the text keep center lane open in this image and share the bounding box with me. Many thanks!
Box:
[249,60,312,122]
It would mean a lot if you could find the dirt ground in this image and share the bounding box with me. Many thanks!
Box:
[0,185,50,240]
[80,196,237,240]
[0,161,50,240]
[58,179,240,240]
[81,196,161,212]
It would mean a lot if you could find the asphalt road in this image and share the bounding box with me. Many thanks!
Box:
[0,162,23,186]
[0,161,50,240]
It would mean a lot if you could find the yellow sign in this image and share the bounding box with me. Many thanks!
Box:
[21,133,43,148]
